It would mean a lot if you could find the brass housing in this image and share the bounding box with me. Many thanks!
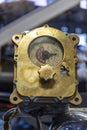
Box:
[11,25,82,105]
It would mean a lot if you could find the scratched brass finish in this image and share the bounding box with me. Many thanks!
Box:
[11,25,81,105]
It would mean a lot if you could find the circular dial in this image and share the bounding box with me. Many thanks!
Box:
[29,36,64,66]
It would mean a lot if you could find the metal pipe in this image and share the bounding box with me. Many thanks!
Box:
[0,72,13,82]
[0,92,10,102]
[0,0,80,46]
[2,108,17,130]
[36,115,43,130]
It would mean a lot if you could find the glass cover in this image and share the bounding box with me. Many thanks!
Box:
[29,36,64,66]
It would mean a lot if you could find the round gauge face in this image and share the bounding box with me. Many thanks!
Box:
[28,36,64,66]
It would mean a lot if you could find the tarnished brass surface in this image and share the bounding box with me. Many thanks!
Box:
[12,25,81,105]
[38,64,56,81]
[10,88,23,104]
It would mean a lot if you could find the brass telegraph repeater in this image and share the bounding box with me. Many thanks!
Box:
[10,25,82,105]
[3,25,85,130]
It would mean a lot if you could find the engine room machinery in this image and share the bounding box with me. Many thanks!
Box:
[2,25,87,130]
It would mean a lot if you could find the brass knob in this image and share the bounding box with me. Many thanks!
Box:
[38,64,55,81]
